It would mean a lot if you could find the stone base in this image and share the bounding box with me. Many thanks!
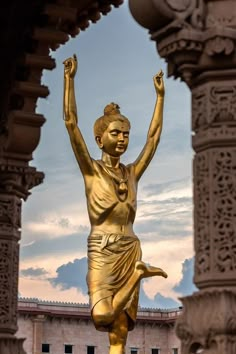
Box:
[0,336,26,354]
[175,288,236,354]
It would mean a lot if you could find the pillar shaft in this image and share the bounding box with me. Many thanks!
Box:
[129,0,236,352]
[0,163,44,353]
[0,195,21,335]
[192,76,236,288]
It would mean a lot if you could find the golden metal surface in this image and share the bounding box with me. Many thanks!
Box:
[63,54,167,354]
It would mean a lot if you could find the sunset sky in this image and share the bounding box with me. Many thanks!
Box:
[19,1,196,308]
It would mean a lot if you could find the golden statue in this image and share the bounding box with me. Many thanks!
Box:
[63,54,167,354]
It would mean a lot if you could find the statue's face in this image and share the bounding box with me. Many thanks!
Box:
[100,120,130,157]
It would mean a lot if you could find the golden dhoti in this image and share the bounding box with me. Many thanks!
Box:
[87,233,142,331]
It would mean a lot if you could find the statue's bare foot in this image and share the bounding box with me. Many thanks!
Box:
[135,261,168,279]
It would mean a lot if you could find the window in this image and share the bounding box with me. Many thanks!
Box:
[152,349,160,354]
[172,349,178,354]
[130,348,138,354]
[87,346,95,354]
[42,344,50,353]
[65,344,73,354]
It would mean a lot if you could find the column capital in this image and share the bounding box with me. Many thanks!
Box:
[0,163,44,201]
[129,0,236,86]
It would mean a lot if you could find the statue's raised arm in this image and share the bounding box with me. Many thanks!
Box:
[63,54,94,177]
[133,70,165,181]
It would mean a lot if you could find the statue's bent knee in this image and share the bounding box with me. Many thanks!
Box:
[93,309,115,327]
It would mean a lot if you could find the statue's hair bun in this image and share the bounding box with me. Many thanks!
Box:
[104,102,120,115]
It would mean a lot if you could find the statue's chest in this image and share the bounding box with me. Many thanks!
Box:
[91,163,137,206]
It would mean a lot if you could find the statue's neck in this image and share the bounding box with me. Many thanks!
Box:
[102,152,120,169]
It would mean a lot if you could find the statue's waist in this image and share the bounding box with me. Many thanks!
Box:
[90,223,135,236]
[88,232,139,250]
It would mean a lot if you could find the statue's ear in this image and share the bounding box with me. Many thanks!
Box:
[96,136,103,149]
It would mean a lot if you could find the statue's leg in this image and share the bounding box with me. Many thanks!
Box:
[92,262,167,328]
[112,261,167,316]
[92,296,115,328]
[108,311,128,354]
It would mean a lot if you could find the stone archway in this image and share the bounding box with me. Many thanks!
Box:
[0,1,123,352]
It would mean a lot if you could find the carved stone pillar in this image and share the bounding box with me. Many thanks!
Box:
[0,158,44,354]
[129,0,236,353]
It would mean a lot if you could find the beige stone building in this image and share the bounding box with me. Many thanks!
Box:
[17,298,181,354]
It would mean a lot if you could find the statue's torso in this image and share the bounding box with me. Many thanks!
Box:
[85,159,137,235]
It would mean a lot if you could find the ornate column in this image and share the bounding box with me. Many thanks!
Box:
[129,1,236,353]
[0,172,43,354]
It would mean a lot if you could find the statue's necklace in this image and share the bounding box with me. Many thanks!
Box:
[99,161,128,200]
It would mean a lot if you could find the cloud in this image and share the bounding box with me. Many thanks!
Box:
[48,257,182,309]
[19,255,197,308]
[134,177,193,242]
[173,257,197,296]
[50,258,88,296]
[20,232,87,260]
[19,277,88,303]
[142,177,191,197]
[20,267,48,278]
[139,282,180,308]
[152,292,180,308]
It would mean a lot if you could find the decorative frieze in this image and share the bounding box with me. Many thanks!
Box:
[192,82,236,134]
[194,148,236,288]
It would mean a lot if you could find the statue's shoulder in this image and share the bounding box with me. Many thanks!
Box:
[125,163,135,174]
[92,159,105,174]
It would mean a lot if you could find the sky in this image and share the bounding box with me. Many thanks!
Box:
[19,1,196,308]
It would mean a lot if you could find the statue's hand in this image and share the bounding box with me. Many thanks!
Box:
[63,54,77,78]
[153,70,165,97]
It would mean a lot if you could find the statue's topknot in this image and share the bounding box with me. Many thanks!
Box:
[94,103,130,139]
[104,103,120,116]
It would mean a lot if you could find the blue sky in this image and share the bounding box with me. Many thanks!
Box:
[19,1,196,307]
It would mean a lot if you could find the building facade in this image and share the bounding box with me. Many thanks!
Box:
[17,298,181,354]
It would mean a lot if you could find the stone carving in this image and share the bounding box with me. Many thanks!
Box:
[194,148,236,285]
[212,149,236,274]
[0,196,21,229]
[206,9,236,28]
[0,195,21,240]
[166,0,193,12]
[192,83,236,131]
[0,240,18,331]
[0,193,25,336]
[0,165,44,200]
[205,37,235,56]
[193,125,236,151]
[194,151,210,278]
[210,86,236,123]
[129,0,205,33]
[192,87,207,131]
[166,0,204,29]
